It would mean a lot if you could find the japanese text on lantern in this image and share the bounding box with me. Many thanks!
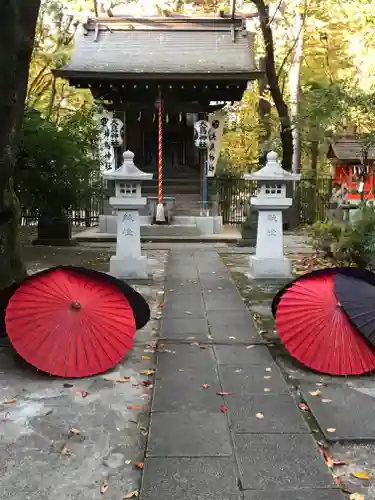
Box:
[120,212,136,237]
[266,213,279,237]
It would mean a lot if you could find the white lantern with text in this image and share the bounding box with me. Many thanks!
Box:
[103,150,153,279]
[245,151,301,278]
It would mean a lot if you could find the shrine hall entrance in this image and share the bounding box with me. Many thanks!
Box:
[126,112,200,179]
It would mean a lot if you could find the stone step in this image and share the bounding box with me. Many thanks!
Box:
[141,224,201,238]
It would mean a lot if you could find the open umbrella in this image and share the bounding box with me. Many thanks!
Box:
[271,267,375,318]
[5,267,142,378]
[335,273,375,348]
[275,273,375,375]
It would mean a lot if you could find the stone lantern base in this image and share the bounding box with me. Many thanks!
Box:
[109,255,149,280]
[248,256,293,279]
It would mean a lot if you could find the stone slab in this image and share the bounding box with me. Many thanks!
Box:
[164,280,201,296]
[227,395,309,433]
[162,295,205,318]
[215,345,274,366]
[235,434,335,490]
[219,365,289,395]
[147,412,233,457]
[155,344,217,377]
[159,318,209,340]
[142,457,241,500]
[301,383,375,441]
[204,293,249,312]
[206,310,253,327]
[243,490,346,500]
[209,324,263,344]
[152,369,222,413]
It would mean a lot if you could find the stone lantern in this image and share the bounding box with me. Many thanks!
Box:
[103,150,153,279]
[246,151,301,278]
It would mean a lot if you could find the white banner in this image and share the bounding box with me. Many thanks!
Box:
[95,110,116,173]
[207,110,225,177]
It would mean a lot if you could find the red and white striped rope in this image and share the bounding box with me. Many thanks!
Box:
[158,93,163,205]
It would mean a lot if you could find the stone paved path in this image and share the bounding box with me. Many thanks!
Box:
[141,251,345,500]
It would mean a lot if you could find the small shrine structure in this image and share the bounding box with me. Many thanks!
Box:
[328,135,375,202]
[55,11,261,234]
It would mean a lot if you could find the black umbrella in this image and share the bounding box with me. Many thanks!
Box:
[271,267,375,318]
[334,273,375,347]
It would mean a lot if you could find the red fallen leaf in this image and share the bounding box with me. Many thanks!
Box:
[135,461,144,469]
[159,303,164,309]
[220,404,228,413]
[140,380,153,387]
[332,458,346,466]
[75,391,89,398]
[216,392,234,396]
[299,403,309,411]
[202,384,210,389]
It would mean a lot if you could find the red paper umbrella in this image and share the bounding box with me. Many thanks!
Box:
[276,273,375,375]
[5,268,136,378]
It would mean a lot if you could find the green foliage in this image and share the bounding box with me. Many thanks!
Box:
[310,204,375,268]
[15,107,100,216]
[309,220,342,255]
[334,204,375,268]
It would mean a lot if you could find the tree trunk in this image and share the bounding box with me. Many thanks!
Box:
[310,140,319,170]
[0,1,41,289]
[258,56,271,166]
[251,0,294,171]
[289,1,304,173]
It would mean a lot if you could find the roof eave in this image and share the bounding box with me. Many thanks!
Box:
[53,69,262,81]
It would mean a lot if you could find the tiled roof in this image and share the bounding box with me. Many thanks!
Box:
[57,17,258,78]
[328,136,375,161]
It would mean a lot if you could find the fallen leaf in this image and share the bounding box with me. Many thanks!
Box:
[127,405,143,411]
[256,412,264,419]
[350,494,365,500]
[141,370,154,376]
[142,356,152,361]
[140,380,153,387]
[299,403,309,411]
[61,446,72,456]
[352,471,372,480]
[321,399,332,403]
[70,428,82,435]
[326,428,337,433]
[123,491,139,498]
[75,391,89,398]
[216,392,233,396]
[159,303,164,308]
[100,479,109,494]
[135,462,144,469]
[220,404,228,413]
[202,384,210,389]
[332,458,346,466]
[263,388,271,393]
[117,377,131,383]
[309,390,322,397]
[125,460,131,465]
[4,398,17,405]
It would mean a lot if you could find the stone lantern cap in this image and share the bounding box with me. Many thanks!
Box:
[103,151,153,181]
[244,152,301,182]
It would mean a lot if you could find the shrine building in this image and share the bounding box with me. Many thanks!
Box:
[55,12,261,234]
[328,135,375,202]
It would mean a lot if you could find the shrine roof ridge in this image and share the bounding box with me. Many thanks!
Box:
[56,15,259,80]
[328,135,375,161]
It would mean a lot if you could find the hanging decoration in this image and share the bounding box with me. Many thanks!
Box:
[193,120,210,149]
[107,117,124,147]
[207,110,225,177]
[96,110,116,172]
[155,89,165,222]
